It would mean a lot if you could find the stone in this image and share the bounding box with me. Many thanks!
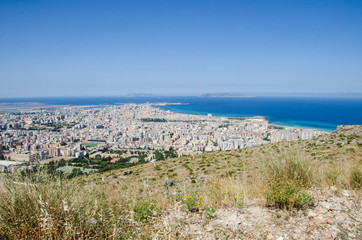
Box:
[348,233,356,239]
[315,217,327,226]
[307,211,317,218]
[342,191,350,197]
[330,186,338,191]
[266,234,274,240]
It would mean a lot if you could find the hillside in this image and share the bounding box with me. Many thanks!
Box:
[0,125,361,239]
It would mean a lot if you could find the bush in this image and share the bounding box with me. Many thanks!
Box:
[267,152,314,186]
[203,207,216,217]
[326,168,340,185]
[182,195,201,212]
[132,198,159,222]
[350,168,362,189]
[176,192,203,212]
[264,179,314,210]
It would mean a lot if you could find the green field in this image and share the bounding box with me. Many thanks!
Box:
[81,142,98,147]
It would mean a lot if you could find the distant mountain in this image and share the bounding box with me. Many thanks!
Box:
[200,92,253,98]
[126,93,163,97]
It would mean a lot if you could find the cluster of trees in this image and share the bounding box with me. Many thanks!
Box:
[19,147,178,180]
[104,148,177,159]
[218,124,232,128]
[0,145,8,160]
[107,149,127,154]
[72,155,147,172]
[268,125,284,130]
[20,154,148,180]
[163,148,178,159]
[41,122,78,132]
[140,118,167,122]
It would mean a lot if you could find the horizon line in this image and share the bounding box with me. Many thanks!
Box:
[1,92,362,100]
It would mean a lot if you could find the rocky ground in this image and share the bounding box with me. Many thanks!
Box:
[155,188,361,239]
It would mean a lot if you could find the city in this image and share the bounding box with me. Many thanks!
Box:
[0,103,325,172]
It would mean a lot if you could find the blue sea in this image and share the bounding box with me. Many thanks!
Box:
[1,96,361,132]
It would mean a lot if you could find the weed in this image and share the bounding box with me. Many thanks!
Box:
[154,165,162,171]
[203,207,216,217]
[326,168,340,185]
[178,193,201,212]
[350,167,362,189]
[131,198,159,222]
[264,179,314,210]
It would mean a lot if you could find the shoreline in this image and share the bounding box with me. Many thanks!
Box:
[0,100,345,132]
[155,105,334,132]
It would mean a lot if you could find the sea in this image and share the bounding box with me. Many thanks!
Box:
[1,96,362,132]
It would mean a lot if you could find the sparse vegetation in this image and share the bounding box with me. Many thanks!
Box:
[350,166,362,189]
[264,179,314,209]
[131,198,160,222]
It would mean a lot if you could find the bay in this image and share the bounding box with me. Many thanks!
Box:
[1,96,361,132]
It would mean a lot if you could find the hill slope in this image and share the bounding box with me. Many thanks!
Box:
[1,125,361,239]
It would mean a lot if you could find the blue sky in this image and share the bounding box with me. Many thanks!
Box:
[0,0,361,97]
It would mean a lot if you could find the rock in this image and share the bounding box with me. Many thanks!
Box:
[327,219,334,224]
[342,191,350,197]
[335,213,346,223]
[228,215,240,223]
[266,234,274,240]
[320,208,328,214]
[307,211,317,218]
[87,218,98,224]
[320,202,333,213]
[315,217,327,226]
[308,222,316,229]
[348,233,356,239]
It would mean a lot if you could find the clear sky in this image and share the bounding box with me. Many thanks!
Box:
[1,0,362,97]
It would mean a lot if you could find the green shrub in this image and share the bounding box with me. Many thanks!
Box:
[132,198,159,222]
[264,179,314,210]
[235,199,244,210]
[346,148,355,153]
[326,168,340,184]
[203,207,216,217]
[350,168,362,189]
[177,193,202,212]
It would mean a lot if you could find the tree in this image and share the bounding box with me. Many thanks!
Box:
[154,151,164,161]
[58,158,66,167]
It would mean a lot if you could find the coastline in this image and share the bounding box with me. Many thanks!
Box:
[1,96,360,132]
[155,105,334,132]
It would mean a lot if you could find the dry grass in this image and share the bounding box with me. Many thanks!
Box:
[0,173,137,239]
